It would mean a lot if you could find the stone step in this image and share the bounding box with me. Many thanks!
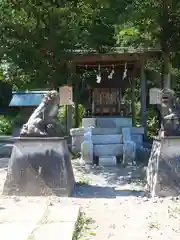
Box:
[99,156,118,166]
[94,144,123,157]
[71,127,144,136]
[92,134,123,144]
[82,117,132,128]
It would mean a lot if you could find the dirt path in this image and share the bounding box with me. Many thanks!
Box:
[0,157,180,240]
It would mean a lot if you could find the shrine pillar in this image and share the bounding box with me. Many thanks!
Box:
[130,66,137,126]
[66,61,75,134]
[140,59,147,139]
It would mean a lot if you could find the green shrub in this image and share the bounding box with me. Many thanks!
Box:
[13,111,30,126]
[58,103,85,129]
[0,116,12,135]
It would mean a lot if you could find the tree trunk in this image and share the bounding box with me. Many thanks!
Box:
[163,51,171,89]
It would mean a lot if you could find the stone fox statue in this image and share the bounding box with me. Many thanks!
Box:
[20,90,61,137]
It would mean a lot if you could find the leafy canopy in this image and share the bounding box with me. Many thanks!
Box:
[0,0,128,88]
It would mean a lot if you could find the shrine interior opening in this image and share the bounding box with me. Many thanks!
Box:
[77,64,134,118]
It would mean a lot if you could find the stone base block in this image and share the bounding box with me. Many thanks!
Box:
[123,141,136,165]
[147,136,180,197]
[81,140,93,164]
[3,137,75,196]
[99,156,117,166]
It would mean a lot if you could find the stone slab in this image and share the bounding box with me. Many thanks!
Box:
[33,222,75,240]
[0,223,37,240]
[82,117,132,128]
[0,198,80,240]
[0,197,48,240]
[0,197,47,223]
[32,204,80,240]
[94,144,123,157]
[91,128,121,135]
[99,156,117,166]
[46,204,80,223]
[92,134,123,144]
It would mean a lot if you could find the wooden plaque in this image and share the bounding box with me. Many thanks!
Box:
[59,85,73,105]
[149,88,161,105]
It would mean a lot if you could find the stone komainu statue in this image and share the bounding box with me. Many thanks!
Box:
[159,88,180,136]
[20,90,62,137]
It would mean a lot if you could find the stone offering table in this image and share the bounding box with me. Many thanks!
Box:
[147,136,180,197]
[71,117,144,165]
[3,137,75,196]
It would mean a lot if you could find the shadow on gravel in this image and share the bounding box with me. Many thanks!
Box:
[73,184,147,199]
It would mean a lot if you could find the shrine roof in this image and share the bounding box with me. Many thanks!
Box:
[68,47,161,66]
[9,90,48,107]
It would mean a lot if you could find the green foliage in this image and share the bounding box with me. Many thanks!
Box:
[58,104,85,129]
[13,110,31,126]
[0,0,128,89]
[116,0,180,50]
[1,0,180,139]
[0,116,12,135]
[73,211,94,240]
[147,107,157,139]
[0,81,12,109]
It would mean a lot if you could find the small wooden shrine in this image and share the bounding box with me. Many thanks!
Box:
[67,48,161,136]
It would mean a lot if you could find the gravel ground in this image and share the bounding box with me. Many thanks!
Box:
[0,157,180,240]
[71,159,180,240]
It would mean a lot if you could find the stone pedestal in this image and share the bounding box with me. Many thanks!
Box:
[70,128,84,154]
[3,137,75,196]
[147,136,180,197]
[122,128,136,165]
[81,140,93,164]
